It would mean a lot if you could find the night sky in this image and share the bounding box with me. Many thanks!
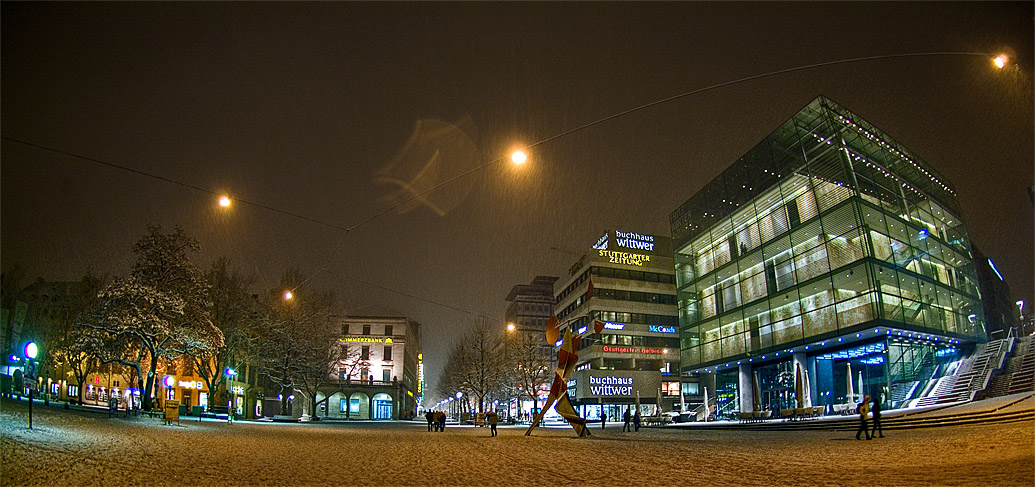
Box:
[3,2,1032,398]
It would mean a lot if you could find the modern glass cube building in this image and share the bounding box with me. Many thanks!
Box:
[669,96,985,416]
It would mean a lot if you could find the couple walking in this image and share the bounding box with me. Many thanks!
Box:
[855,392,885,440]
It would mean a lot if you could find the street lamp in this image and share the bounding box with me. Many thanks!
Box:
[225,367,237,423]
[218,195,232,208]
[510,150,528,165]
[24,342,37,429]
[994,54,1009,69]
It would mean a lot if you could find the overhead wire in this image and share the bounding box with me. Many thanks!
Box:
[1,51,997,321]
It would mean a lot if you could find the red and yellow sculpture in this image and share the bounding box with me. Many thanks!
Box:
[524,315,606,437]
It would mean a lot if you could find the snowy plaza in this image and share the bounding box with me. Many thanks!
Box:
[2,398,1032,487]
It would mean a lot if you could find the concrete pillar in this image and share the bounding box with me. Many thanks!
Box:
[739,363,754,413]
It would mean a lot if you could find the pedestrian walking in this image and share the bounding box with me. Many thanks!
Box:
[633,409,641,432]
[855,394,871,440]
[871,392,884,438]
[425,410,435,431]
[436,411,446,432]
[601,411,607,430]
[487,411,498,437]
[622,407,631,432]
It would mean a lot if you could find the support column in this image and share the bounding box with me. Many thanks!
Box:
[739,363,754,413]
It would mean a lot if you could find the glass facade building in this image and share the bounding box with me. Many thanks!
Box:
[669,97,985,415]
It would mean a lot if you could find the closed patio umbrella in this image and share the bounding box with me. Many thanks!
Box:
[752,372,761,412]
[803,369,812,408]
[858,371,865,403]
[794,363,804,409]
[846,362,855,403]
[702,386,709,422]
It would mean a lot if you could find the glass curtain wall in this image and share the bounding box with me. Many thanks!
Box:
[672,97,984,373]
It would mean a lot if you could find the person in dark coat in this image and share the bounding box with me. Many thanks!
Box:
[487,411,498,437]
[633,409,641,432]
[436,411,446,432]
[601,411,607,430]
[871,392,884,438]
[425,410,434,432]
[622,407,631,432]
[855,394,871,440]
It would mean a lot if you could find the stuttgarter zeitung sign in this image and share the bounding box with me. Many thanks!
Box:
[598,249,651,266]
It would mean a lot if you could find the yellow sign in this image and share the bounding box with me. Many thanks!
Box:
[598,249,651,266]
[339,336,393,344]
[164,399,180,423]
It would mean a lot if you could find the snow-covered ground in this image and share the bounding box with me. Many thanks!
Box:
[2,398,1032,486]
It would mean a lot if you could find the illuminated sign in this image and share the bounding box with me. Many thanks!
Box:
[588,376,633,396]
[417,354,424,396]
[566,379,577,397]
[648,325,676,334]
[577,326,587,334]
[615,231,655,252]
[599,250,650,267]
[339,336,393,344]
[592,233,609,250]
[602,346,667,354]
[603,322,625,330]
[178,381,205,389]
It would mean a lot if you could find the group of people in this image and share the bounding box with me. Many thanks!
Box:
[425,410,447,432]
[855,392,885,440]
[424,410,499,436]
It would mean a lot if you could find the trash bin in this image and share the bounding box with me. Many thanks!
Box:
[192,406,204,416]
[178,404,187,416]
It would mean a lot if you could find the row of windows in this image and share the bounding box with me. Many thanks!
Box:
[347,345,393,361]
[557,266,675,304]
[562,312,679,334]
[341,324,394,336]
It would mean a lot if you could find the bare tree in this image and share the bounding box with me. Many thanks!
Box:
[440,319,507,414]
[254,270,336,418]
[505,331,553,420]
[188,258,259,412]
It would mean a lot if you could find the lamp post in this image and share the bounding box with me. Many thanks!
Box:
[24,342,38,429]
[225,368,237,423]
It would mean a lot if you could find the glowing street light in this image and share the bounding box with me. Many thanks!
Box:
[218,195,232,208]
[283,290,294,301]
[993,54,1008,69]
[511,150,528,165]
[24,341,37,429]
[506,323,516,332]
[225,367,238,423]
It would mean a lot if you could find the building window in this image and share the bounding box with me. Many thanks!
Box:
[67,384,79,399]
[361,346,370,360]
[362,324,371,335]
[50,382,60,394]
[383,369,392,382]
[383,345,393,361]
[342,323,349,335]
[384,325,393,336]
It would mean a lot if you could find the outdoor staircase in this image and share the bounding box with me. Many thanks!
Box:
[988,335,1035,398]
[913,338,1012,407]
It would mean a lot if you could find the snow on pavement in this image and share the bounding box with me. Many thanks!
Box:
[2,400,1032,487]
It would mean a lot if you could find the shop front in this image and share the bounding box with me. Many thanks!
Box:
[568,369,662,420]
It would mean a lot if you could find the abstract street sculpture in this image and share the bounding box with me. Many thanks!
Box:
[525,316,606,437]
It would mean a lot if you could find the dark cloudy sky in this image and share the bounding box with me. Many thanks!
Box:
[3,2,1032,398]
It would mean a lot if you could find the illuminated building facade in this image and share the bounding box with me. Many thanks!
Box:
[311,316,421,420]
[670,96,986,417]
[554,230,681,420]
